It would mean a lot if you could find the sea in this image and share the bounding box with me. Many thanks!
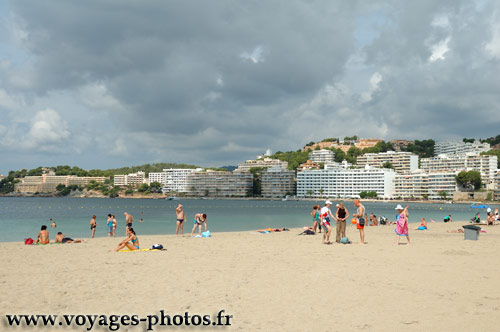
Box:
[0,197,497,243]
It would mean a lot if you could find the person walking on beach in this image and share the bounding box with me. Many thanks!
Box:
[191,213,207,237]
[353,200,366,244]
[335,202,349,243]
[320,200,335,244]
[124,212,134,234]
[90,215,97,238]
[113,227,139,251]
[394,205,410,245]
[112,214,117,237]
[106,214,113,237]
[176,204,186,236]
[310,205,321,233]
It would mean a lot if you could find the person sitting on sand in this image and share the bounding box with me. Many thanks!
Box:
[413,218,427,230]
[113,227,139,251]
[55,232,82,243]
[37,225,50,244]
[487,212,495,226]
[191,213,208,237]
[369,213,378,226]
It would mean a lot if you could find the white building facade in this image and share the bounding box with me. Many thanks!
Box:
[148,172,166,185]
[297,166,395,199]
[435,141,490,155]
[309,149,335,164]
[356,151,419,173]
[237,157,288,171]
[163,168,202,193]
[261,167,295,198]
[394,170,458,200]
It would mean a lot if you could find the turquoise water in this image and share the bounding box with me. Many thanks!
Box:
[0,197,497,242]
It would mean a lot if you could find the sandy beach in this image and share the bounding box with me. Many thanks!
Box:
[1,221,499,331]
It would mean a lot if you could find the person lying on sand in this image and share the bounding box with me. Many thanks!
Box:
[37,225,50,244]
[54,232,82,243]
[447,229,464,233]
[113,227,139,252]
[257,228,288,233]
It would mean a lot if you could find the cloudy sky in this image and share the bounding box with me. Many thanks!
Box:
[0,0,499,174]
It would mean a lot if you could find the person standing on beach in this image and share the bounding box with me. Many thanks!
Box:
[124,212,134,234]
[335,202,349,243]
[112,214,117,237]
[176,204,185,236]
[310,205,321,233]
[191,213,207,237]
[106,214,113,237]
[90,215,97,238]
[353,200,366,244]
[320,200,335,244]
[394,204,410,245]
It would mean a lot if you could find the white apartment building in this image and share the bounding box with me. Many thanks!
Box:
[309,149,335,164]
[15,175,108,193]
[186,170,253,197]
[297,166,395,199]
[113,171,146,186]
[357,151,419,173]
[394,170,458,200]
[494,171,500,201]
[420,153,498,184]
[148,172,166,185]
[164,168,202,193]
[435,141,490,155]
[237,157,288,171]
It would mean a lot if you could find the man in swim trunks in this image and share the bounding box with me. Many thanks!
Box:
[124,212,134,234]
[176,204,185,236]
[55,232,82,243]
[191,213,207,237]
[37,225,50,244]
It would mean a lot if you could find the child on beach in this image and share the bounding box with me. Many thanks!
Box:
[310,205,321,234]
[395,205,410,245]
[113,227,139,251]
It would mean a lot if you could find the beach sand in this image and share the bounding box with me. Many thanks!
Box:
[1,222,499,331]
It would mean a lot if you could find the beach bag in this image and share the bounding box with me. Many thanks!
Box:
[152,244,163,250]
[358,217,365,226]
[202,230,211,238]
[340,237,351,244]
[24,238,34,245]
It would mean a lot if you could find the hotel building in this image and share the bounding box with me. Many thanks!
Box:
[148,172,166,185]
[186,170,253,197]
[113,171,146,186]
[420,153,498,184]
[309,149,335,164]
[357,151,419,174]
[261,167,295,198]
[394,170,458,200]
[15,175,108,193]
[296,166,395,199]
[163,168,202,193]
[237,157,288,171]
[434,141,490,155]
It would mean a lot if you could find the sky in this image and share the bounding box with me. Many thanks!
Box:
[0,0,499,174]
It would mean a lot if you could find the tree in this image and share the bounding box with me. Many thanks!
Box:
[204,189,210,197]
[249,167,266,196]
[314,145,321,150]
[438,191,448,200]
[306,190,313,198]
[359,191,378,199]
[403,139,435,158]
[455,171,482,191]
[149,181,162,193]
[138,183,149,192]
[382,161,394,169]
[463,138,475,143]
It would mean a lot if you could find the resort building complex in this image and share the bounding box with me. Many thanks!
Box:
[356,151,419,174]
[113,171,146,186]
[297,166,395,199]
[394,170,458,200]
[163,168,202,193]
[186,170,253,197]
[309,149,335,164]
[237,157,288,171]
[434,141,490,156]
[261,167,295,198]
[15,175,108,193]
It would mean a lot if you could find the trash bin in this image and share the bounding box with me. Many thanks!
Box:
[462,225,481,241]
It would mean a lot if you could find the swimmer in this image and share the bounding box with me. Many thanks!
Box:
[50,218,56,228]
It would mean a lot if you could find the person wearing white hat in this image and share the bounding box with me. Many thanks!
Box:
[320,200,335,244]
[394,204,410,245]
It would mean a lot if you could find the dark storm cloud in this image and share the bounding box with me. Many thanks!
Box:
[0,0,499,173]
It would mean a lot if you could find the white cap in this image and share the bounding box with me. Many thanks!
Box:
[487,207,492,212]
[336,204,340,208]
[325,200,332,205]
[395,204,404,210]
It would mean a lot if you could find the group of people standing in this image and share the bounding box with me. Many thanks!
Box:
[175,204,208,237]
[310,200,411,245]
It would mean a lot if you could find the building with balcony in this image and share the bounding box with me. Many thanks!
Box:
[357,151,419,174]
[261,167,295,197]
[394,170,458,200]
[186,170,253,197]
[163,168,202,193]
[435,141,490,155]
[15,175,108,193]
[237,157,288,171]
[296,166,395,199]
[309,149,335,164]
